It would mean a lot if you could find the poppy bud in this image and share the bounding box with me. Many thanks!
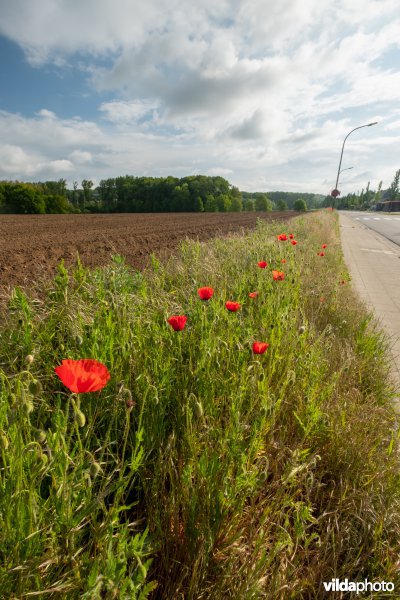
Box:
[194,401,204,418]
[75,335,83,346]
[89,462,101,478]
[25,354,34,365]
[0,432,9,450]
[123,389,135,409]
[74,409,86,428]
[299,325,306,334]
[29,379,42,395]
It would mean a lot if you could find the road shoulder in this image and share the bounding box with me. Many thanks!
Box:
[339,212,400,400]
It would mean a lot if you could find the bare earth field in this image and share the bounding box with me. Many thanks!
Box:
[0,211,299,290]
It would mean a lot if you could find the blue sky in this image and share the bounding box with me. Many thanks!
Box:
[0,0,399,194]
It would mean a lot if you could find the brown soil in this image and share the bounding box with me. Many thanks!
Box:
[0,211,299,291]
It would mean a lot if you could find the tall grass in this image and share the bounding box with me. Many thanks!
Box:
[0,210,399,599]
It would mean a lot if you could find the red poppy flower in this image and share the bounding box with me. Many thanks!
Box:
[340,280,346,285]
[167,315,187,331]
[318,252,325,256]
[322,244,327,248]
[225,301,241,312]
[257,261,268,268]
[291,240,297,245]
[55,359,110,393]
[289,234,294,239]
[249,292,259,298]
[320,297,325,302]
[198,287,214,300]
[252,342,269,354]
[277,234,288,241]
[281,259,286,263]
[272,270,285,281]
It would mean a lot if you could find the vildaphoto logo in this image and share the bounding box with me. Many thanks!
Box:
[323,579,394,594]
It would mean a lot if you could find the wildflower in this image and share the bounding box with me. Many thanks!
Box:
[281,259,286,263]
[252,342,269,354]
[318,252,325,256]
[225,301,241,312]
[257,261,268,268]
[54,359,111,393]
[299,325,306,334]
[272,270,285,281]
[340,279,346,285]
[198,287,214,300]
[167,315,187,331]
[25,354,34,365]
[248,292,259,298]
[289,234,294,239]
[322,244,327,248]
[320,297,325,302]
[291,240,297,245]
[277,234,288,241]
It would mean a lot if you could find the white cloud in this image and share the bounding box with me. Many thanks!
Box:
[0,0,399,193]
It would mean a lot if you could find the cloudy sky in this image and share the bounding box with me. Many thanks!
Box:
[0,0,399,194]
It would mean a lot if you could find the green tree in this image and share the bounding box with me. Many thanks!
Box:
[293,198,307,211]
[255,194,272,211]
[81,179,93,209]
[245,199,255,211]
[276,199,287,211]
[374,180,383,205]
[230,196,243,212]
[217,195,231,212]
[8,184,46,214]
[388,169,400,200]
[204,194,219,212]
[44,194,72,213]
[193,196,204,212]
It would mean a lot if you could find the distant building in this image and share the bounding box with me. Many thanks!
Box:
[375,189,400,211]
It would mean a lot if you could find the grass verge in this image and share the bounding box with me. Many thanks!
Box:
[0,210,399,599]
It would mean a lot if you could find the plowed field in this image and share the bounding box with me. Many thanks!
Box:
[0,211,299,290]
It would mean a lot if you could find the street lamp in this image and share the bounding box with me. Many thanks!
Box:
[339,166,354,175]
[331,122,377,199]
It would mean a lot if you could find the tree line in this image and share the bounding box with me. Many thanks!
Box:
[323,168,400,210]
[0,175,323,214]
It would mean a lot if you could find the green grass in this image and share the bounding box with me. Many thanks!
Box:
[1,210,400,599]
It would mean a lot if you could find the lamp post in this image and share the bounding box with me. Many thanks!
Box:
[339,166,354,175]
[332,122,377,198]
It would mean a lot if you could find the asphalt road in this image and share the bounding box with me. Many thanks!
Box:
[339,212,400,403]
[339,210,400,246]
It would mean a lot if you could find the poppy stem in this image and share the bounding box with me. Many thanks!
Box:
[120,408,130,476]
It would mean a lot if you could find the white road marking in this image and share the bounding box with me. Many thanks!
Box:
[384,217,392,220]
[373,217,381,220]
[363,217,371,220]
[361,248,396,255]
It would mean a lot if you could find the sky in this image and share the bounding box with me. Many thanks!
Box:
[0,0,399,195]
